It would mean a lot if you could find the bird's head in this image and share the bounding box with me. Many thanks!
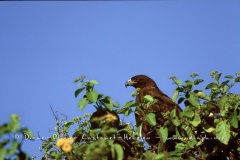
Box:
[125,75,157,89]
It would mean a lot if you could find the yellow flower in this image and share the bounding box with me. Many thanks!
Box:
[56,138,73,153]
[104,114,118,121]
[62,143,72,153]
[65,137,74,143]
[56,138,65,147]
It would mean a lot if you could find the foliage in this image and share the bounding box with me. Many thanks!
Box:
[168,71,240,159]
[0,114,34,160]
[39,77,144,160]
[39,72,240,160]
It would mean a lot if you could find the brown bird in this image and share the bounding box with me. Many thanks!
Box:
[125,75,182,151]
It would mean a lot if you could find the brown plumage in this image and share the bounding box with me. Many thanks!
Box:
[125,75,182,151]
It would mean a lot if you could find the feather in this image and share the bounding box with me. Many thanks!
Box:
[126,75,182,151]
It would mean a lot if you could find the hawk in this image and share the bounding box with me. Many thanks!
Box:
[125,75,182,151]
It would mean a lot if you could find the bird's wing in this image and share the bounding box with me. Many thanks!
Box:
[140,86,182,113]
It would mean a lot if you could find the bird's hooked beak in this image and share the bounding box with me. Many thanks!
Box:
[125,79,136,88]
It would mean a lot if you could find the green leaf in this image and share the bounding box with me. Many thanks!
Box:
[73,75,86,83]
[8,141,19,156]
[158,127,168,143]
[184,80,194,91]
[113,102,120,108]
[190,114,201,127]
[0,148,6,160]
[8,122,20,132]
[8,115,20,132]
[131,91,138,97]
[78,98,88,111]
[194,90,210,101]
[10,114,20,122]
[186,140,197,149]
[209,91,219,100]
[42,141,49,149]
[234,77,240,82]
[86,82,94,92]
[194,79,204,85]
[224,75,233,79]
[124,108,133,116]
[55,153,64,159]
[205,82,218,90]
[176,79,182,86]
[44,144,53,153]
[144,95,154,102]
[175,143,185,153]
[100,96,113,111]
[183,107,194,118]
[112,144,124,160]
[220,110,227,117]
[220,80,230,86]
[188,92,200,107]
[170,109,180,126]
[155,153,165,159]
[86,90,98,103]
[220,80,230,93]
[230,111,238,129]
[21,128,34,140]
[216,120,230,145]
[219,96,230,110]
[145,113,156,126]
[177,97,185,104]
[182,124,196,141]
[0,139,9,149]
[170,109,177,117]
[202,123,215,133]
[172,89,179,103]
[102,126,117,135]
[142,151,157,159]
[90,80,99,85]
[49,151,57,158]
[215,73,222,82]
[0,124,8,137]
[175,126,182,138]
[75,87,85,98]
[97,94,104,100]
[117,101,135,114]
[123,101,135,109]
[136,123,142,137]
[220,87,229,94]
[63,121,74,132]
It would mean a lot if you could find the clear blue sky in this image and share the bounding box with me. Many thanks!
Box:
[0,1,239,157]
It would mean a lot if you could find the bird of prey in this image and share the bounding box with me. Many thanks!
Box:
[125,75,182,151]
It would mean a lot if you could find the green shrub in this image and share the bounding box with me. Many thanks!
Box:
[37,71,240,159]
[0,114,34,160]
